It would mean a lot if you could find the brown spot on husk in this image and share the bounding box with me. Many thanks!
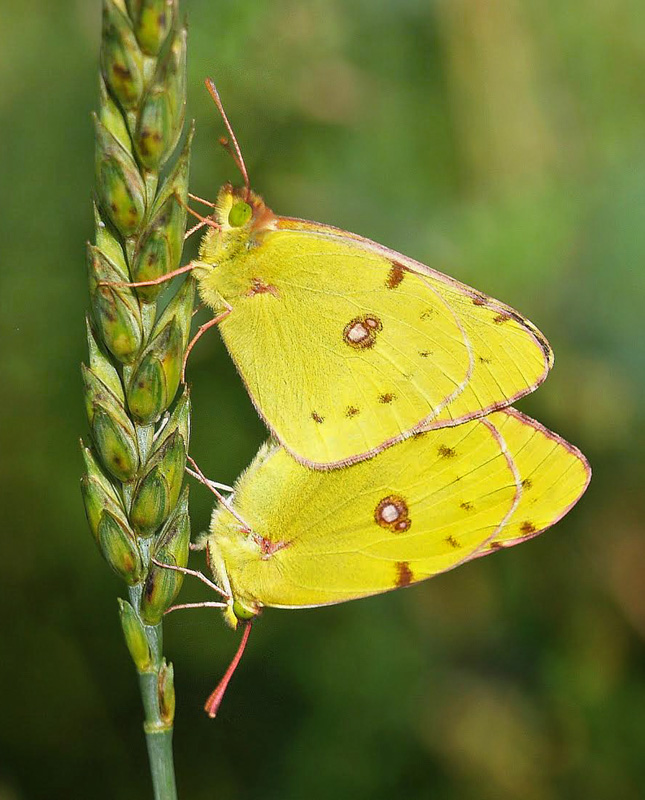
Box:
[112,64,132,80]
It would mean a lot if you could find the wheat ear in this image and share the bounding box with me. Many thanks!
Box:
[81,2,194,797]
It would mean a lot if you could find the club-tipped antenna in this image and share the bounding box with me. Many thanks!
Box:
[204,622,252,718]
[205,78,251,199]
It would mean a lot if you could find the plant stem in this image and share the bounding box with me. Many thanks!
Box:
[129,582,178,800]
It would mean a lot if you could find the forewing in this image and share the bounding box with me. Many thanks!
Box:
[211,420,520,609]
[217,223,551,467]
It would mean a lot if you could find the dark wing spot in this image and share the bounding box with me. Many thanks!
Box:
[471,293,488,306]
[378,393,395,404]
[488,542,504,551]
[311,412,324,423]
[420,310,434,320]
[478,355,492,364]
[375,495,411,533]
[345,406,360,418]
[522,478,533,490]
[419,351,433,358]
[460,501,474,511]
[247,278,279,297]
[438,444,456,459]
[395,561,413,587]
[520,521,536,534]
[386,262,406,289]
[445,535,460,549]
[343,315,382,349]
[251,533,290,559]
[493,313,511,324]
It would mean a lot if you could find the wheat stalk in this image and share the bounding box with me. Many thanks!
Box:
[81,2,193,797]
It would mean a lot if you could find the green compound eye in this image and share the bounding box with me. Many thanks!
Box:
[232,600,257,621]
[228,201,252,227]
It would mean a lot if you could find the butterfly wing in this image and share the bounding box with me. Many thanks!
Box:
[474,408,591,556]
[208,418,521,609]
[207,410,589,611]
[208,219,552,468]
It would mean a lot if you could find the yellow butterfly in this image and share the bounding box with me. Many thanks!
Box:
[137,80,553,468]
[204,408,590,630]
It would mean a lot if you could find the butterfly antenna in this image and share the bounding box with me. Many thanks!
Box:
[205,77,251,200]
[204,622,252,718]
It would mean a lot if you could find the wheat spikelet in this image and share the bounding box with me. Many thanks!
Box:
[81,2,193,796]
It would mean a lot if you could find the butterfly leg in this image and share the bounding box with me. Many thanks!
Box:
[181,304,232,382]
[164,601,227,614]
[188,192,217,208]
[185,454,249,530]
[186,466,233,494]
[151,557,229,599]
[185,219,208,240]
[98,261,197,290]
[174,191,221,229]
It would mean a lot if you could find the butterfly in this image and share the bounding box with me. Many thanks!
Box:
[203,407,590,630]
[131,79,553,469]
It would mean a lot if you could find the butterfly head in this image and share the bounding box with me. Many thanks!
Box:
[205,515,263,630]
[198,183,277,268]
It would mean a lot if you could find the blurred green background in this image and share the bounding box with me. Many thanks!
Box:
[2,1,644,798]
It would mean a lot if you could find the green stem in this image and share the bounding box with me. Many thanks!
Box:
[143,726,178,800]
[129,583,178,800]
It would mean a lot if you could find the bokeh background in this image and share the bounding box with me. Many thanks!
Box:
[2,1,644,798]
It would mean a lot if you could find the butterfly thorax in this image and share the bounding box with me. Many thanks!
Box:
[196,183,279,311]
